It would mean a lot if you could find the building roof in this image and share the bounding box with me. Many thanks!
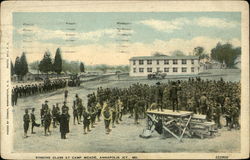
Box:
[129,55,199,60]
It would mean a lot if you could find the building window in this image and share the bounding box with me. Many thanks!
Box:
[191,67,195,72]
[147,60,152,65]
[173,67,178,72]
[182,67,187,72]
[133,68,136,73]
[191,59,194,64]
[139,68,144,73]
[156,67,161,72]
[139,60,144,65]
[182,59,187,64]
[156,60,160,65]
[173,59,178,64]
[147,68,152,72]
[164,67,169,72]
[164,59,169,65]
[133,60,136,65]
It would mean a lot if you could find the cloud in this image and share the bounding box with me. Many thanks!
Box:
[140,18,190,32]
[195,17,238,28]
[140,17,239,32]
[12,36,241,66]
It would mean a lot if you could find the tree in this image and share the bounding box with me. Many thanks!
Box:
[53,48,62,74]
[20,52,29,78]
[39,50,53,74]
[30,61,40,71]
[211,42,241,68]
[11,61,14,76]
[171,50,185,56]
[193,46,204,57]
[80,62,85,72]
[14,56,22,80]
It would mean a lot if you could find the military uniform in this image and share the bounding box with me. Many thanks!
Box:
[23,109,30,138]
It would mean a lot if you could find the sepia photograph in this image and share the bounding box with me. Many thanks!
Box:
[0,1,249,159]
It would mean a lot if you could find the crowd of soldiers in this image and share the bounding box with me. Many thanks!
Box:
[12,79,67,106]
[91,77,240,130]
[23,77,241,139]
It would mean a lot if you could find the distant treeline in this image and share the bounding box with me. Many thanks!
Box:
[30,60,129,74]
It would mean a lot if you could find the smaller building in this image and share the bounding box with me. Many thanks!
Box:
[129,55,200,77]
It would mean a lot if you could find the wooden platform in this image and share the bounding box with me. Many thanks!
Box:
[147,109,193,117]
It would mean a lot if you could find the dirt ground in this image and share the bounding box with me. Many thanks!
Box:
[12,70,241,153]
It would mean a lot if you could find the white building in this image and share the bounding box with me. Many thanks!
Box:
[129,55,200,76]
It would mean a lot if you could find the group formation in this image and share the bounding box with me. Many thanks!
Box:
[23,77,241,139]
[93,77,240,130]
[12,79,67,106]
[23,90,124,139]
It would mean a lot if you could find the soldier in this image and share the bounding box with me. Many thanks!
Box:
[52,105,58,128]
[44,109,52,136]
[82,107,91,134]
[55,103,60,125]
[23,109,30,138]
[213,102,222,129]
[102,102,112,134]
[64,89,68,102]
[96,100,103,122]
[231,104,240,130]
[110,105,117,128]
[31,108,40,134]
[59,108,70,139]
[62,101,69,114]
[76,94,83,122]
[224,97,232,128]
[72,101,79,125]
[169,82,179,112]
[89,105,97,128]
[155,82,164,111]
[116,98,124,122]
[200,92,208,114]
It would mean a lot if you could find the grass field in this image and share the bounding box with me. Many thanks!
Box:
[12,69,241,153]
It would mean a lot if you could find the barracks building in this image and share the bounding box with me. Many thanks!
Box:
[129,55,200,76]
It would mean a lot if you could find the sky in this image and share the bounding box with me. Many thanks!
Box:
[13,12,241,65]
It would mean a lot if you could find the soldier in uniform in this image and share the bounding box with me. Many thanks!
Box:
[64,89,68,102]
[44,109,52,136]
[96,100,103,122]
[102,102,112,134]
[89,105,97,128]
[213,101,222,129]
[231,104,240,130]
[155,82,164,111]
[23,109,30,138]
[82,107,91,134]
[110,104,117,128]
[62,101,69,114]
[72,101,79,125]
[116,98,124,122]
[31,108,40,134]
[169,82,179,112]
[199,92,208,114]
[224,96,232,128]
[52,105,58,128]
[76,94,83,122]
[59,108,70,139]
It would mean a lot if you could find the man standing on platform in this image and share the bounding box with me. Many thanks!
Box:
[170,82,179,112]
[155,82,164,111]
